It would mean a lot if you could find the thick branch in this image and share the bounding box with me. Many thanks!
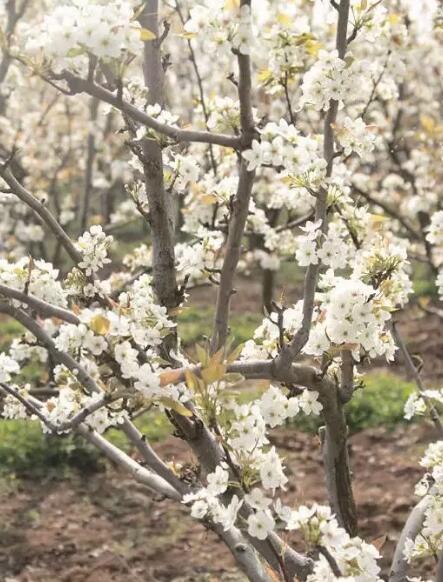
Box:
[339,350,354,403]
[161,359,334,396]
[389,493,432,582]
[213,525,273,582]
[319,391,358,536]
[58,70,241,149]
[436,551,443,582]
[138,0,179,360]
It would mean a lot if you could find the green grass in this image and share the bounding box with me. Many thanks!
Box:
[412,261,438,297]
[0,420,102,478]
[0,408,172,479]
[346,371,415,432]
[0,318,24,351]
[178,305,262,347]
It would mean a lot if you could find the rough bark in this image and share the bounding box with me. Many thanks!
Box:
[139,0,179,358]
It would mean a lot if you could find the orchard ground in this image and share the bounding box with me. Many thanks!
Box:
[1,273,442,582]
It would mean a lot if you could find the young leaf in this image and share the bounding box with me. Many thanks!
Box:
[159,369,183,387]
[201,364,226,385]
[160,397,193,417]
[184,369,199,392]
[89,314,111,335]
[140,28,157,41]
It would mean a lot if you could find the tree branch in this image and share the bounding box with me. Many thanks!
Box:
[211,0,256,351]
[77,424,182,500]
[57,70,242,149]
[389,492,432,582]
[274,0,351,373]
[0,165,82,265]
[0,284,80,324]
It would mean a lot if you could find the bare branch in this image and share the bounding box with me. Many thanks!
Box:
[77,424,182,500]
[353,183,421,241]
[174,1,217,173]
[0,384,183,500]
[80,96,99,231]
[120,418,189,496]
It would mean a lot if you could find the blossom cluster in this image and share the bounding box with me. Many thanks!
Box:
[76,225,113,276]
[183,383,323,540]
[0,257,67,307]
[335,116,378,158]
[242,120,326,179]
[300,50,368,111]
[244,272,396,363]
[184,1,254,56]
[26,0,143,62]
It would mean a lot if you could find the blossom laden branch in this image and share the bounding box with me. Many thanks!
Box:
[57,70,243,149]
[0,283,80,324]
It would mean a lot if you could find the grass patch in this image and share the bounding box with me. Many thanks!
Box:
[178,305,261,347]
[0,420,102,478]
[412,261,438,297]
[346,371,415,432]
[0,408,172,479]
[0,318,24,351]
